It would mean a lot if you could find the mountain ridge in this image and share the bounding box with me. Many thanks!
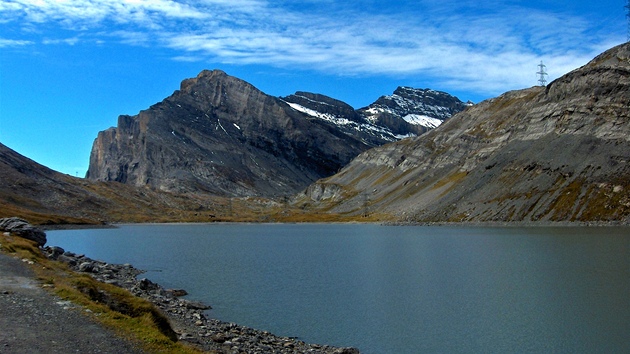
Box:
[2,44,629,225]
[297,42,630,224]
[86,70,468,197]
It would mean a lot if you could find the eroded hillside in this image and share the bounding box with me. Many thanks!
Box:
[298,43,630,224]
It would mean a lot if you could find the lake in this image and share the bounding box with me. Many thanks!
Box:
[47,224,630,353]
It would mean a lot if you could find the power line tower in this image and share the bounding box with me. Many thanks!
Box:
[362,193,370,218]
[537,61,548,86]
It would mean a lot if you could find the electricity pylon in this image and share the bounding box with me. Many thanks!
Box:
[537,61,548,87]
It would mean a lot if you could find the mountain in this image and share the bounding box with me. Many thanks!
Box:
[4,44,629,225]
[0,141,124,223]
[281,88,470,142]
[87,70,468,197]
[358,86,472,136]
[298,43,630,224]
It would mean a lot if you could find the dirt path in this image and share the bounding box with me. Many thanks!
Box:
[0,253,145,354]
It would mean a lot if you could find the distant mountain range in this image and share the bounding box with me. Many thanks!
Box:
[86,70,469,197]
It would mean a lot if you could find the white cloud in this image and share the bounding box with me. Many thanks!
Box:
[0,0,622,97]
[43,37,80,45]
[0,38,33,47]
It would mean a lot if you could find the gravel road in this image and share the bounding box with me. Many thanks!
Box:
[0,252,145,354]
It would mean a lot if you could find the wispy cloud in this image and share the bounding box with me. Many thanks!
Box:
[0,0,622,96]
[43,37,80,45]
[0,38,33,47]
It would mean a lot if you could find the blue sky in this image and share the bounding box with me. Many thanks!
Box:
[0,0,625,176]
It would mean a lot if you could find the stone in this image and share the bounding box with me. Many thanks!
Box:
[57,254,77,266]
[78,262,95,273]
[211,333,227,343]
[0,217,46,246]
[167,289,188,297]
[137,278,154,290]
[47,246,65,260]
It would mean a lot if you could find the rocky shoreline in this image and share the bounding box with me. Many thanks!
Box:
[41,245,359,354]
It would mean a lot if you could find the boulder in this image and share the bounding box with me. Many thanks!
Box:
[78,262,96,273]
[0,217,47,246]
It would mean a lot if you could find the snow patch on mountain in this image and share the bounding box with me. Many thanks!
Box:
[284,101,351,125]
[402,114,443,128]
[284,100,404,142]
[281,86,469,147]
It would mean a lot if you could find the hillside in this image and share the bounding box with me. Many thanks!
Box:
[0,142,227,224]
[87,70,467,197]
[298,43,630,224]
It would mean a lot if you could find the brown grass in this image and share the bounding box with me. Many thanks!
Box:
[0,233,202,354]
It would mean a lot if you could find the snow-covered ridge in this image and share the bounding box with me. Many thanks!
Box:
[284,101,348,124]
[283,100,410,142]
[280,86,468,146]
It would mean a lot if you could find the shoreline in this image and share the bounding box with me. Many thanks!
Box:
[10,218,630,352]
[40,244,360,354]
[42,219,630,231]
[385,220,630,227]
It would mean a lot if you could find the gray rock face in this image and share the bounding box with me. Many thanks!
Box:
[87,70,468,197]
[301,43,630,224]
[0,217,46,246]
[87,70,372,197]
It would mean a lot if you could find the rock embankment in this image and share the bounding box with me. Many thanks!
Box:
[42,246,359,354]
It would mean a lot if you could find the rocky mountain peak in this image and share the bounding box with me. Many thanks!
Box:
[362,86,470,124]
[87,70,374,197]
[173,69,271,116]
[180,69,228,92]
[356,86,470,136]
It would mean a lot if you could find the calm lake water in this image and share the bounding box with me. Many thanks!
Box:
[47,224,630,353]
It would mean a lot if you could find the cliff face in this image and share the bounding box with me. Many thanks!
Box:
[88,70,467,197]
[300,43,630,223]
[87,70,370,196]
